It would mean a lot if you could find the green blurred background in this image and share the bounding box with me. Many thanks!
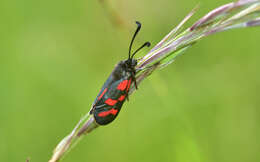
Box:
[1,0,260,162]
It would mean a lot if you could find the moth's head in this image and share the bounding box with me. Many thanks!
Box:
[125,58,137,69]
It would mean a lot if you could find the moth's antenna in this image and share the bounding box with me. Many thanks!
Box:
[131,42,151,59]
[129,21,141,59]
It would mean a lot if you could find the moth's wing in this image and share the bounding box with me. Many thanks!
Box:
[92,74,115,107]
[91,75,131,125]
[95,79,125,108]
[92,79,127,125]
[92,61,126,106]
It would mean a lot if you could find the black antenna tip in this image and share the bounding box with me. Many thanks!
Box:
[146,42,151,47]
[135,21,141,27]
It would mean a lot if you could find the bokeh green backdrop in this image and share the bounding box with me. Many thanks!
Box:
[1,0,260,162]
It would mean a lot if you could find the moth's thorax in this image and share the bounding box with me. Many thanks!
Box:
[112,59,137,79]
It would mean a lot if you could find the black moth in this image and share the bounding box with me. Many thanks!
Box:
[90,21,151,125]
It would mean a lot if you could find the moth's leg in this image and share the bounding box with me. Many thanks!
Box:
[131,71,138,90]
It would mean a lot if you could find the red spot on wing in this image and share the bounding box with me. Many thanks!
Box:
[105,98,118,106]
[126,79,132,91]
[98,88,107,100]
[98,108,118,117]
[117,80,128,91]
[118,95,126,101]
